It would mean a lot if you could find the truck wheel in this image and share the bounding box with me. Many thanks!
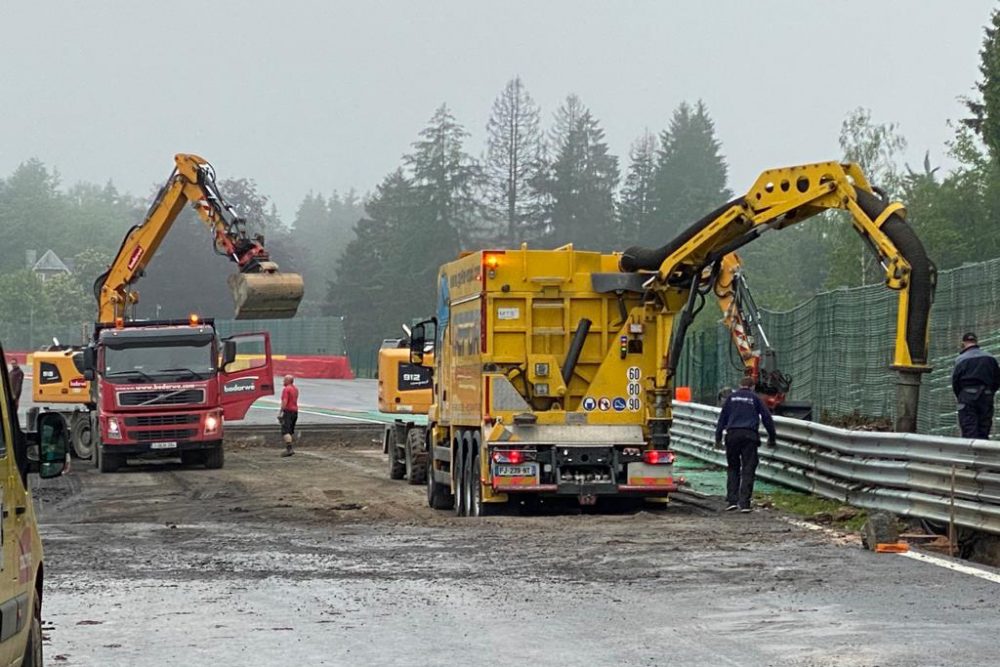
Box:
[405,428,427,486]
[21,597,41,667]
[453,438,466,517]
[70,414,93,460]
[98,446,123,473]
[387,430,405,480]
[204,443,224,470]
[426,457,454,510]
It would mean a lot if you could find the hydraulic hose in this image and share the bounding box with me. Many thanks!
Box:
[562,318,592,385]
[854,188,935,365]
[620,197,745,272]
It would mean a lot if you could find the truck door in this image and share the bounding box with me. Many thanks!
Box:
[219,332,275,421]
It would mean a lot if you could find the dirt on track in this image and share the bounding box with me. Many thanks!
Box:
[32,433,1000,667]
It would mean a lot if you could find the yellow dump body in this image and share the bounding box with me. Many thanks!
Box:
[428,245,685,508]
[377,342,432,415]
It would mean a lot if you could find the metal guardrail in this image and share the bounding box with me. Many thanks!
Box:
[671,402,1000,534]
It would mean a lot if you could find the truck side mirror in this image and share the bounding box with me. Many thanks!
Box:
[83,346,96,380]
[31,413,69,479]
[222,340,238,367]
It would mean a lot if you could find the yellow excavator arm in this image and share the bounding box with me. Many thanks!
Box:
[94,153,304,322]
[620,161,935,433]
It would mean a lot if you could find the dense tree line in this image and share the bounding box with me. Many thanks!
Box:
[4,9,1000,359]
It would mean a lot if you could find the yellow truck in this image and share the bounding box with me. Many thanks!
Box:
[0,340,69,665]
[409,162,935,517]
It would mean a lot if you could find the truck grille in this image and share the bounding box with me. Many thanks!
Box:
[134,428,199,442]
[118,389,205,407]
[125,414,200,427]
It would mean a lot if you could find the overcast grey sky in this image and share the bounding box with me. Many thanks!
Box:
[0,1,994,219]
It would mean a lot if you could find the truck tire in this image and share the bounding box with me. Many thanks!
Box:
[453,436,466,517]
[204,443,224,470]
[97,446,123,473]
[387,430,405,480]
[468,450,505,517]
[21,597,41,667]
[426,456,454,510]
[70,413,93,460]
[405,428,427,486]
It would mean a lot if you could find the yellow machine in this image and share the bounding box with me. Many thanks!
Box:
[31,153,304,458]
[410,162,934,516]
[0,338,69,665]
[95,153,304,322]
[378,333,433,484]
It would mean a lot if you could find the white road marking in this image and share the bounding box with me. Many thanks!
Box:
[248,404,384,425]
[899,550,1000,585]
[784,516,1000,585]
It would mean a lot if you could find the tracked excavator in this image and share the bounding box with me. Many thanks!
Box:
[31,154,304,461]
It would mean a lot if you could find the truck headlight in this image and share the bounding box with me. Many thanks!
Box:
[204,414,220,435]
[106,418,122,439]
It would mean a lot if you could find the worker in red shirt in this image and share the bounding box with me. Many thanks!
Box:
[279,374,299,457]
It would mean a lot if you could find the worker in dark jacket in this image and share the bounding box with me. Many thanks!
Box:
[952,333,1000,439]
[715,376,777,513]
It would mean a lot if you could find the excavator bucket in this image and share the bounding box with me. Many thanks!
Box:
[228,271,305,320]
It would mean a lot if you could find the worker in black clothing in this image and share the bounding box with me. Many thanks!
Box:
[952,332,1000,439]
[715,375,777,513]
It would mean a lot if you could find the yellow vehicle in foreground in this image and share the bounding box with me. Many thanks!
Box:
[410,162,934,516]
[0,340,69,665]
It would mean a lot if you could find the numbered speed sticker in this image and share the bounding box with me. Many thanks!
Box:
[626,366,642,412]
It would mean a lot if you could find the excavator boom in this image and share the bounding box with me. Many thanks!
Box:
[95,153,304,322]
[619,161,935,433]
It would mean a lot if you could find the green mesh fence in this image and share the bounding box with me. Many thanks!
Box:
[677,256,1000,437]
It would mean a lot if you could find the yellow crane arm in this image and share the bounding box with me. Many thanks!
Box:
[94,154,303,323]
[620,161,935,432]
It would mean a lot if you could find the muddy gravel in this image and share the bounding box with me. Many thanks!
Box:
[32,434,1000,666]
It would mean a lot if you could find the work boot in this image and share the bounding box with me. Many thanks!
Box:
[282,445,294,457]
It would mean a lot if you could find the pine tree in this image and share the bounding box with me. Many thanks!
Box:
[541,94,620,250]
[405,104,483,250]
[963,8,1000,163]
[650,101,731,243]
[618,130,658,243]
[484,76,547,245]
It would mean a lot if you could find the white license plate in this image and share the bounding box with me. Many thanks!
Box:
[150,441,177,450]
[494,463,539,478]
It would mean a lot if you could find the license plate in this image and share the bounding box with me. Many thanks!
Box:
[494,463,539,478]
[150,441,177,450]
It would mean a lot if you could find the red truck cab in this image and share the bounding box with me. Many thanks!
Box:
[86,318,273,472]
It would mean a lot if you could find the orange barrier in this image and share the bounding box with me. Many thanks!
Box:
[675,386,692,402]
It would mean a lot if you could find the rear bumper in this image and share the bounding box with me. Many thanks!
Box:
[489,443,679,496]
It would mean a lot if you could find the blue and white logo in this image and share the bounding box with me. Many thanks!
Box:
[582,396,597,411]
[612,397,627,412]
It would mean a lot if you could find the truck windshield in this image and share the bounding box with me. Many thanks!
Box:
[104,340,215,381]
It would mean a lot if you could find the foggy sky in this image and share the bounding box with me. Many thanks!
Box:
[0,1,994,220]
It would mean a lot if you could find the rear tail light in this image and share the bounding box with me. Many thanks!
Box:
[643,450,675,465]
[492,449,526,464]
